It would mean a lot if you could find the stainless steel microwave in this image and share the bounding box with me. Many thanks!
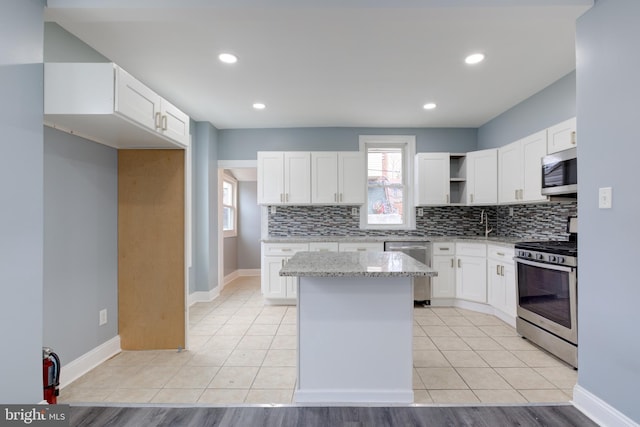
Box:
[541,147,577,196]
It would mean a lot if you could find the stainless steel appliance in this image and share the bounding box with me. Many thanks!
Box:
[384,241,431,306]
[541,147,577,196]
[514,216,578,367]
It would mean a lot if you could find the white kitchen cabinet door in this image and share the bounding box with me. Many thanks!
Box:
[311,152,339,204]
[338,242,384,252]
[487,258,504,309]
[257,152,285,204]
[521,130,548,202]
[415,153,450,205]
[431,255,456,298]
[466,149,497,205]
[284,152,311,204]
[502,261,517,318]
[498,141,521,204]
[262,256,288,299]
[115,66,162,132]
[547,117,577,154]
[338,152,365,204]
[159,99,190,147]
[455,255,487,303]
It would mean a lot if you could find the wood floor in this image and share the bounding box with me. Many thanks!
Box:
[69,404,597,427]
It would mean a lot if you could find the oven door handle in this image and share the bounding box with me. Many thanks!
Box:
[514,257,575,273]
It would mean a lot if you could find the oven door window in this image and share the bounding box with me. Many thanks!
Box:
[517,262,572,329]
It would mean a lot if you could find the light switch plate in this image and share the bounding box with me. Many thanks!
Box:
[599,187,612,209]
[99,309,107,326]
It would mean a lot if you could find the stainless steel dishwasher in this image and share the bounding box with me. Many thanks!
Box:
[384,241,431,306]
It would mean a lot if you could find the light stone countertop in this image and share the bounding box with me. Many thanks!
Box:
[279,251,438,278]
[264,235,528,248]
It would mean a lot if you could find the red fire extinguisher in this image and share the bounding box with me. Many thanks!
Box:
[43,347,61,404]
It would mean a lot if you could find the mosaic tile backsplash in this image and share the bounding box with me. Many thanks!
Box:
[268,201,577,240]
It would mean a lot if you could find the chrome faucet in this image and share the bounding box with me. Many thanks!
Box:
[480,209,493,238]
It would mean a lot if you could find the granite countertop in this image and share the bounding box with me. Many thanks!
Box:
[264,235,527,247]
[279,251,438,278]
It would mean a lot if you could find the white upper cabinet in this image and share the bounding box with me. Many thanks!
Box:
[498,130,547,203]
[311,152,365,204]
[44,63,189,149]
[415,153,450,205]
[466,149,498,205]
[547,117,577,154]
[258,152,311,205]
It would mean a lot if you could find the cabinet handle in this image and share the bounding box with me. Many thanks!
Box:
[457,259,461,268]
[501,265,505,276]
[339,193,343,202]
[334,193,337,202]
[446,194,450,203]
[161,115,168,131]
[155,112,162,129]
[280,193,284,203]
[440,248,450,251]
[357,248,367,252]
[470,194,474,204]
[571,131,577,145]
[496,265,500,275]
[497,252,505,256]
[286,193,289,202]
[281,248,292,252]
[450,259,454,268]
[519,189,523,200]
[281,259,285,267]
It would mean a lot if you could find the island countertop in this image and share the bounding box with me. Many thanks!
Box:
[279,251,437,278]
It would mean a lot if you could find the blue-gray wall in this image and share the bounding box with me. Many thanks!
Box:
[0,0,45,403]
[218,127,477,160]
[477,71,576,149]
[43,127,118,363]
[237,181,261,270]
[44,22,109,63]
[193,122,219,293]
[576,0,639,423]
[223,237,238,277]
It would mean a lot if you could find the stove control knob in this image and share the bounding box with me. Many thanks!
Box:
[536,254,544,260]
[557,256,565,264]
[549,255,557,262]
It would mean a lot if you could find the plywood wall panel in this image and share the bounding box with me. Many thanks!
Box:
[118,150,185,350]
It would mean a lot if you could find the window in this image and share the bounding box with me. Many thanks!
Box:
[222,175,237,237]
[359,135,415,230]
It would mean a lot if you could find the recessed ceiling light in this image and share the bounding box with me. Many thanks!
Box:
[465,53,485,65]
[218,53,238,64]
[253,103,266,110]
[423,103,437,110]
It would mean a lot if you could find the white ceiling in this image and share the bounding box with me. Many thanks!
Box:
[45,0,592,130]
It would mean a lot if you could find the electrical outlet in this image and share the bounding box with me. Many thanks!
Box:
[599,187,612,209]
[351,207,359,216]
[99,309,107,326]
[270,205,277,214]
[417,208,424,217]
[509,207,514,217]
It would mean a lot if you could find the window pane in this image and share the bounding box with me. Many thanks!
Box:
[367,147,404,225]
[223,181,233,205]
[223,207,234,231]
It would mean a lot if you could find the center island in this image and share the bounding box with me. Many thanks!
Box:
[279,250,437,404]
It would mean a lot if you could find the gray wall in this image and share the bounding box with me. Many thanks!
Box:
[218,127,477,160]
[193,121,219,293]
[576,0,639,422]
[0,0,45,403]
[223,237,238,277]
[477,71,576,149]
[43,127,118,363]
[237,181,261,270]
[44,22,109,62]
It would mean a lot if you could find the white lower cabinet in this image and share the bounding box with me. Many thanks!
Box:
[261,243,309,302]
[431,243,456,298]
[455,243,487,303]
[487,245,517,319]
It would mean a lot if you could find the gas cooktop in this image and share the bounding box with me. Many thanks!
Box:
[515,240,577,257]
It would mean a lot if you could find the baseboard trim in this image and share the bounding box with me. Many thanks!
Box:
[223,270,240,286]
[188,287,221,306]
[238,268,260,277]
[60,335,121,389]
[573,384,639,427]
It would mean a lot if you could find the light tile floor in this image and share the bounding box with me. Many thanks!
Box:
[60,276,577,405]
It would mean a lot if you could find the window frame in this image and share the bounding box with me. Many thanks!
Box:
[222,173,238,238]
[359,135,416,230]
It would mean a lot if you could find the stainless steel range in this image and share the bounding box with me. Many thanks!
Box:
[514,216,578,368]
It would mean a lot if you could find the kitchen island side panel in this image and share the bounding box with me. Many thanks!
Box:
[296,276,413,403]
